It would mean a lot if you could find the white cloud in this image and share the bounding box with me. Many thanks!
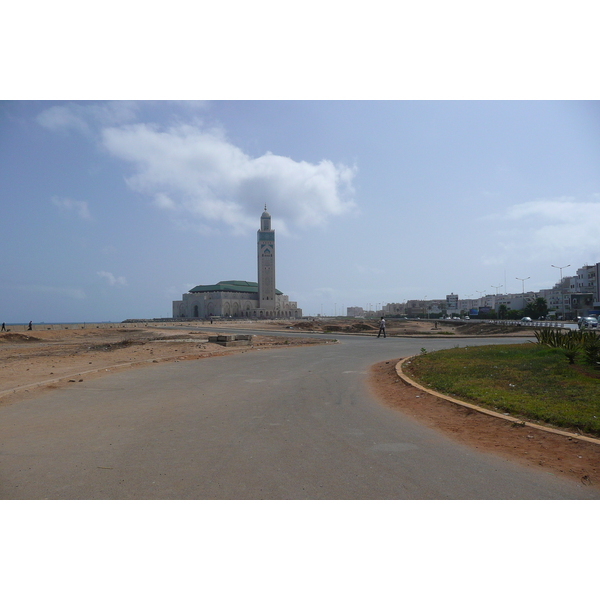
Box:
[97,271,127,286]
[51,196,92,220]
[484,196,600,261]
[101,122,357,235]
[153,193,176,210]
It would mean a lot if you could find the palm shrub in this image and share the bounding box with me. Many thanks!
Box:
[533,328,565,348]
[561,335,581,364]
[582,331,600,366]
[535,328,600,366]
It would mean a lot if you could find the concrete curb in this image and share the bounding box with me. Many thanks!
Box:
[395,356,600,446]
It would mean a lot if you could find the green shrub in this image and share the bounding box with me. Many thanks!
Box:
[535,328,600,365]
[583,333,600,366]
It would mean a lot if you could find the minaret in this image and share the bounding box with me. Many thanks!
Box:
[257,205,276,310]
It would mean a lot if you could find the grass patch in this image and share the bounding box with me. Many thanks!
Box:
[403,344,600,436]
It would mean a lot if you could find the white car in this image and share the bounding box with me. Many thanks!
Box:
[579,316,599,329]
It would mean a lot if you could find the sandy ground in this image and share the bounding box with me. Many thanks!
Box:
[3,319,597,489]
[0,324,330,404]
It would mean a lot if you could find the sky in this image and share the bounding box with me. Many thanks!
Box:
[2,3,600,323]
[1,99,600,322]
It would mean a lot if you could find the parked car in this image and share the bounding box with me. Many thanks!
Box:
[521,317,532,322]
[579,316,599,329]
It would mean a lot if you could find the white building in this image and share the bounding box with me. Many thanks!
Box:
[172,208,303,319]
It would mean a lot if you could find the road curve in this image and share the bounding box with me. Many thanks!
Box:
[1,331,598,499]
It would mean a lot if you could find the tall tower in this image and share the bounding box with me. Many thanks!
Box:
[257,205,276,310]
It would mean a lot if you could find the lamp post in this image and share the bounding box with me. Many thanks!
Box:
[515,276,530,314]
[516,277,530,296]
[551,264,570,319]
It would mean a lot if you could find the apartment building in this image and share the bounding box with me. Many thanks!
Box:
[353,262,600,320]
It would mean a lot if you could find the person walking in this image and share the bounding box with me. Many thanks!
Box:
[377,317,386,338]
[1,322,6,332]
[28,321,33,331]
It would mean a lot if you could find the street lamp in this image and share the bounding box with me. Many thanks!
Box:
[515,277,530,297]
[551,264,570,319]
[515,276,530,316]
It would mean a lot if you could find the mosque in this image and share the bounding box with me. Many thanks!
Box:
[172,207,303,319]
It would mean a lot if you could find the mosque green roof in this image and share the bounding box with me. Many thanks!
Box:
[189,280,283,294]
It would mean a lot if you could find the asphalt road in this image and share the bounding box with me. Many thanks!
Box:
[1,330,598,499]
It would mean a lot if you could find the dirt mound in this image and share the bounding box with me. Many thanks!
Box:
[0,333,42,343]
[453,322,527,335]
[346,322,376,332]
[324,322,376,333]
[291,321,319,330]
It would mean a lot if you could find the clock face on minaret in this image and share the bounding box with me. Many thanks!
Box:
[258,207,276,309]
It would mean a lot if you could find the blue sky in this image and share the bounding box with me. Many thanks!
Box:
[1,100,600,322]
[2,3,600,323]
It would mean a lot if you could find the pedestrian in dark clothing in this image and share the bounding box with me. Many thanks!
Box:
[28,321,33,331]
[377,317,386,338]
[1,322,6,332]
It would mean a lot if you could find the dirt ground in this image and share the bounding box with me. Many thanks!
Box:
[368,360,600,489]
[3,319,596,489]
[0,324,330,404]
